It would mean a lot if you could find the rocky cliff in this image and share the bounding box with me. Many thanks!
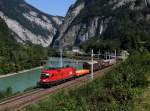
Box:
[0,0,63,47]
[53,0,150,48]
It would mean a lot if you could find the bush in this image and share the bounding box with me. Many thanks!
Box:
[24,51,150,111]
[0,87,13,100]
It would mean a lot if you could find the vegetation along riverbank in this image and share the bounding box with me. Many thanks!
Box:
[21,51,150,111]
[0,66,42,79]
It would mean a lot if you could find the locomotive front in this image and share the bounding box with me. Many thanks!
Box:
[39,69,56,86]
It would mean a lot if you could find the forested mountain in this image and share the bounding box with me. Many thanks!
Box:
[0,17,48,74]
[0,0,63,47]
[53,0,150,51]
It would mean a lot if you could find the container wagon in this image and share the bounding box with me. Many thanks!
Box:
[39,59,113,87]
[83,61,102,72]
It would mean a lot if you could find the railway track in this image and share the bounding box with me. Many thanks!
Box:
[0,66,113,111]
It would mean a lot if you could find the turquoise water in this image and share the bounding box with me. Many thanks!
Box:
[0,57,86,93]
[0,69,41,93]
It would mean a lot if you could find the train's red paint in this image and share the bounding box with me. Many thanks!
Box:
[40,67,76,86]
[39,59,115,87]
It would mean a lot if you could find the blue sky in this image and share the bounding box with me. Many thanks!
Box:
[25,0,76,16]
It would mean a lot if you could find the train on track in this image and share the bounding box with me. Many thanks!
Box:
[39,59,116,87]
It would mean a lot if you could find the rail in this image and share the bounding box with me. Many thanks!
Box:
[0,66,114,111]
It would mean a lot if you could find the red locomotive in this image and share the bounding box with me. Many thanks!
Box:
[39,59,115,87]
[40,67,76,86]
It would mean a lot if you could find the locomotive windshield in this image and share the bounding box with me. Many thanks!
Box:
[41,73,49,78]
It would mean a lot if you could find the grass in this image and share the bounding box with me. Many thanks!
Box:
[21,51,150,111]
[133,76,150,111]
[141,87,150,110]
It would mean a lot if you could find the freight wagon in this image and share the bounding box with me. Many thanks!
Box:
[39,59,114,87]
[83,61,102,71]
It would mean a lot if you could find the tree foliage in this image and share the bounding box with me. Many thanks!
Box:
[24,51,150,111]
[0,18,48,74]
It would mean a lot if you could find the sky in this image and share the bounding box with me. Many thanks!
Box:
[25,0,76,16]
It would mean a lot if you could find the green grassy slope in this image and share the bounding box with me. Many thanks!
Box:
[23,51,150,111]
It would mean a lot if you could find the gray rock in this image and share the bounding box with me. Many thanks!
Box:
[53,0,150,48]
[0,0,64,47]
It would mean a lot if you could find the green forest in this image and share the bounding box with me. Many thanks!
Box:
[0,18,49,75]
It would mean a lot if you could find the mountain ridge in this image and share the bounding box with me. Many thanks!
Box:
[0,0,64,47]
[53,0,150,50]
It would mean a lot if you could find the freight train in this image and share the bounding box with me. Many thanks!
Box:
[39,59,115,87]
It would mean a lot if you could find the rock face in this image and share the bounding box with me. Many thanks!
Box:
[52,1,85,47]
[53,0,150,48]
[0,0,63,47]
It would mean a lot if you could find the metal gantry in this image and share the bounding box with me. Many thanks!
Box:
[60,48,63,68]
[91,49,94,81]
[90,49,117,81]
[50,48,118,81]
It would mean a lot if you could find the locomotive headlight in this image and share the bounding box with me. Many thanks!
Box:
[45,74,49,76]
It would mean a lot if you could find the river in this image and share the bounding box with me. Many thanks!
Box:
[0,68,41,93]
[0,57,85,93]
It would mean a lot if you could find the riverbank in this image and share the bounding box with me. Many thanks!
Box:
[23,52,150,111]
[0,66,43,79]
